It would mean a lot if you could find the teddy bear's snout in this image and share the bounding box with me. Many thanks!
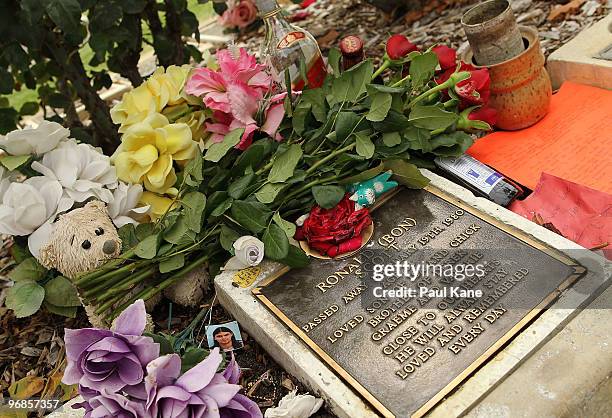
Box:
[102,240,117,255]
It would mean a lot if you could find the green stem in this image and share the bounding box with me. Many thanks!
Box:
[96,266,158,302]
[371,60,391,80]
[78,261,146,290]
[407,82,450,109]
[108,253,213,320]
[306,143,356,174]
[75,249,136,286]
[391,74,410,88]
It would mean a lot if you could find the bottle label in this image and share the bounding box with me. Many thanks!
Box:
[277,31,306,49]
[293,55,327,90]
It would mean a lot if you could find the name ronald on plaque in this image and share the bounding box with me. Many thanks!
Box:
[254,187,586,418]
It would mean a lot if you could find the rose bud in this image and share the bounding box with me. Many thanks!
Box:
[385,34,419,60]
[432,45,457,72]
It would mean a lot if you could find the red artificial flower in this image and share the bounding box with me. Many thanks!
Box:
[386,34,419,60]
[432,45,457,71]
[300,0,316,8]
[294,194,372,257]
[468,106,497,126]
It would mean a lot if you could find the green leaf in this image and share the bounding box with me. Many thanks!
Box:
[404,126,432,152]
[10,242,32,263]
[312,185,345,209]
[328,47,342,76]
[183,151,203,187]
[355,131,375,159]
[228,173,256,200]
[0,154,30,171]
[409,105,458,130]
[366,92,392,122]
[135,222,155,240]
[335,111,362,143]
[339,162,385,184]
[159,253,185,274]
[19,102,39,116]
[118,224,138,249]
[384,159,430,189]
[230,201,272,233]
[281,245,310,268]
[9,257,47,282]
[119,0,147,14]
[134,234,160,259]
[44,301,77,318]
[144,332,174,355]
[182,192,206,233]
[272,212,296,239]
[44,276,80,307]
[6,281,45,318]
[204,128,243,162]
[382,132,402,147]
[220,225,240,254]
[263,224,289,260]
[268,144,303,183]
[232,139,271,175]
[181,347,210,373]
[45,0,82,33]
[162,216,188,244]
[210,198,233,217]
[46,93,72,109]
[372,110,411,133]
[331,60,373,103]
[292,103,311,135]
[301,89,327,122]
[255,183,286,204]
[429,131,474,157]
[410,51,439,88]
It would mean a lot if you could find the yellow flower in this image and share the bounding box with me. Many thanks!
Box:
[111,65,191,133]
[112,113,197,194]
[140,191,176,221]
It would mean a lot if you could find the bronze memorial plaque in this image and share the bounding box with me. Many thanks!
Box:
[253,187,586,418]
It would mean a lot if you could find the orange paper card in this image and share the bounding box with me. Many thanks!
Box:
[467,82,612,194]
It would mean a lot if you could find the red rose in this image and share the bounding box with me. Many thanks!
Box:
[468,106,497,126]
[432,45,456,71]
[436,62,491,109]
[386,34,419,60]
[295,194,372,257]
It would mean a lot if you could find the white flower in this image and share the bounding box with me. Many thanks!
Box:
[107,182,150,228]
[0,177,70,236]
[0,120,69,156]
[223,235,265,271]
[0,167,16,200]
[31,139,118,206]
[264,389,323,418]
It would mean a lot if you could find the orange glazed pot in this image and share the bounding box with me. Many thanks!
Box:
[462,26,552,130]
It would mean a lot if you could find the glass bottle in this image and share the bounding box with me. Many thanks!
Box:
[255,0,327,90]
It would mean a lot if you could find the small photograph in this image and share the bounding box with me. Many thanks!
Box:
[205,321,244,352]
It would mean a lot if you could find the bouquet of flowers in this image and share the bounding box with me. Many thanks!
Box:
[1,33,495,323]
[63,299,261,417]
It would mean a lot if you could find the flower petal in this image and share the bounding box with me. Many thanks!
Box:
[112,299,147,335]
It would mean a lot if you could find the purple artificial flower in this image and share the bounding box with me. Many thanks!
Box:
[62,300,160,393]
[145,348,242,418]
[77,389,146,418]
[220,354,263,418]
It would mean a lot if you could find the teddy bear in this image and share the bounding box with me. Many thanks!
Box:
[37,200,208,328]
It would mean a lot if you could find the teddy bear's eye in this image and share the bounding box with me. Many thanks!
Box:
[95,228,104,236]
[82,240,91,250]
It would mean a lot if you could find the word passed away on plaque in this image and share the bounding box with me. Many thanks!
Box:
[254,187,586,418]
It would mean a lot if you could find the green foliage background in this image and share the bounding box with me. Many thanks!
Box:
[0,0,213,152]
